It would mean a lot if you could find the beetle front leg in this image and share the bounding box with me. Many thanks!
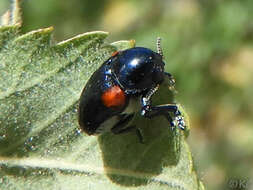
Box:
[141,104,186,130]
[140,86,186,130]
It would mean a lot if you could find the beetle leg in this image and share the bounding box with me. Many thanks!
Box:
[141,86,186,130]
[113,126,144,144]
[111,114,134,134]
[111,114,144,143]
[142,104,185,130]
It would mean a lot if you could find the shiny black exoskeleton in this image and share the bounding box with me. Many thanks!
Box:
[78,38,185,140]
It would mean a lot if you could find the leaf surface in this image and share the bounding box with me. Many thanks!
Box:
[0,2,204,190]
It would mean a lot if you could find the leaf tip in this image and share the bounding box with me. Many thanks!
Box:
[43,26,54,33]
[11,0,22,25]
[111,39,136,51]
[57,31,108,47]
[129,39,136,47]
[1,11,11,26]
[1,0,23,26]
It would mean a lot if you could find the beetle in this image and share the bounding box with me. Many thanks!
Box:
[78,38,185,141]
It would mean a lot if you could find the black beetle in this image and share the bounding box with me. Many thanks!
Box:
[78,38,185,141]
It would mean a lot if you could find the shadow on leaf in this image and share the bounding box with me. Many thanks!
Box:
[98,116,182,186]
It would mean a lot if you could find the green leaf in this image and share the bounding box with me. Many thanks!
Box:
[0,2,205,190]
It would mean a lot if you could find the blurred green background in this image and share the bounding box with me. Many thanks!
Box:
[1,0,253,189]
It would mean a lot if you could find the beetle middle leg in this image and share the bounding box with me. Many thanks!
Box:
[140,85,186,130]
[111,114,144,143]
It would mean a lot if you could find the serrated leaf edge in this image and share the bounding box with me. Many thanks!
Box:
[57,31,108,46]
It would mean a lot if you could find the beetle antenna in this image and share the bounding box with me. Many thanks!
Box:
[156,37,163,58]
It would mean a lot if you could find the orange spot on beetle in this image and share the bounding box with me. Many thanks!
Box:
[111,51,119,57]
[101,85,126,108]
